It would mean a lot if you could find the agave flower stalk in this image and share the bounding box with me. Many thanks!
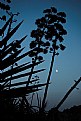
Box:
[27,26,46,87]
[28,7,67,110]
[41,7,67,109]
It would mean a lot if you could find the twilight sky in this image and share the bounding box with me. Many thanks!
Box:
[3,0,81,111]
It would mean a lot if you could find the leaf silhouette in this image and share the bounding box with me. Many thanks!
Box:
[51,7,57,13]
[5,78,40,87]
[58,17,66,23]
[0,2,10,10]
[1,20,23,48]
[30,41,37,49]
[43,9,51,13]
[0,60,44,79]
[0,16,13,37]
[60,44,66,51]
[7,0,11,3]
[3,69,45,83]
[0,48,24,70]
[57,12,66,17]
[2,15,6,21]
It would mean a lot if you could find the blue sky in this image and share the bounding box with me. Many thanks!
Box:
[3,0,81,111]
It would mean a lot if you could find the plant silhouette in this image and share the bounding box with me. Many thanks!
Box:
[1,1,81,121]
[0,0,46,102]
[0,1,49,120]
[28,7,67,110]
[0,0,11,22]
[28,7,67,109]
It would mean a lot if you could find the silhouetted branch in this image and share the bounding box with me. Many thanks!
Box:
[56,77,81,109]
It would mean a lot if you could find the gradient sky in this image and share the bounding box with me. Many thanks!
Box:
[3,0,81,111]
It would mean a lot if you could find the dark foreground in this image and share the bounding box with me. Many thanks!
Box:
[0,98,81,121]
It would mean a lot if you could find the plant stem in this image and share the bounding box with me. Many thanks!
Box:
[26,55,37,87]
[42,49,55,109]
[26,38,41,87]
[56,77,81,109]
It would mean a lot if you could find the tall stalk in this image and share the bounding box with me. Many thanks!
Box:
[28,7,67,110]
[27,24,46,87]
[41,8,67,110]
[42,49,55,109]
[26,46,39,87]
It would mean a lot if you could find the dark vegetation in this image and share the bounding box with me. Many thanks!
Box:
[0,0,81,120]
